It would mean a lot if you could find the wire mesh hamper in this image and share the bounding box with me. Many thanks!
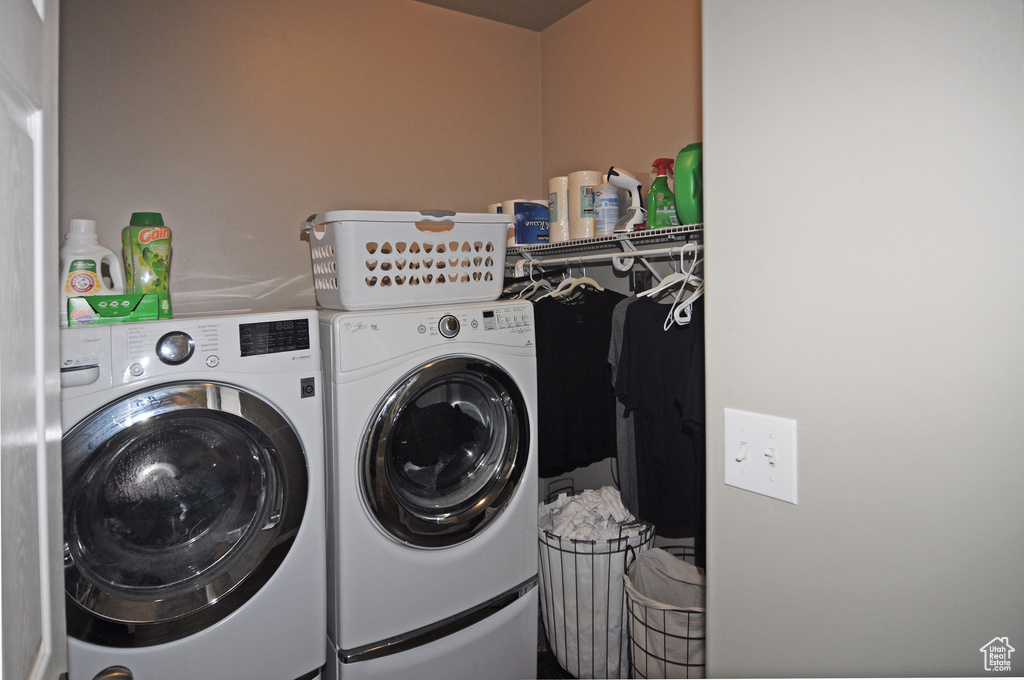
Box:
[538,522,656,678]
[301,210,512,310]
[624,547,706,679]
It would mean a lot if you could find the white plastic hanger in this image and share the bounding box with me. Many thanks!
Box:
[546,262,604,299]
[637,270,703,299]
[535,262,599,300]
[671,285,703,327]
[534,272,572,300]
[634,247,703,329]
[515,267,555,299]
[664,257,703,328]
[551,274,604,298]
[638,245,702,299]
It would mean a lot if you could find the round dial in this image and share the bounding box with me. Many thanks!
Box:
[156,331,195,365]
[438,315,460,338]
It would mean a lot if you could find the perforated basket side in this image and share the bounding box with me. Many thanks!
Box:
[311,216,508,310]
[309,238,340,295]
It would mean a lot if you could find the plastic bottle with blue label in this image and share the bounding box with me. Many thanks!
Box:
[593,179,619,235]
[59,218,125,326]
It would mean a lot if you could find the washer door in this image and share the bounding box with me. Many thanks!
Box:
[362,356,529,548]
[61,381,308,647]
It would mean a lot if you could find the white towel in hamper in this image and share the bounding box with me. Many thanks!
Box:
[538,485,636,541]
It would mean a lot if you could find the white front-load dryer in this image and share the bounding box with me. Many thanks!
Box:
[59,310,326,680]
[319,300,538,680]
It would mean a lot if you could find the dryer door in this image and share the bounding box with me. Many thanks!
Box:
[362,356,529,548]
[61,381,308,647]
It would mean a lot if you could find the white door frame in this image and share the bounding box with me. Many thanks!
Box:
[0,0,66,677]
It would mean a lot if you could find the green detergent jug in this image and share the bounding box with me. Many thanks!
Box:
[674,143,703,225]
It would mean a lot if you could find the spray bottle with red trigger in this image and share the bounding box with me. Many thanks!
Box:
[647,158,679,229]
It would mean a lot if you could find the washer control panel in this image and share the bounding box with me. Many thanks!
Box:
[60,311,320,390]
[156,331,195,365]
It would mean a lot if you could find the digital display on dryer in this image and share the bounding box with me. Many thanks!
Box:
[239,318,310,356]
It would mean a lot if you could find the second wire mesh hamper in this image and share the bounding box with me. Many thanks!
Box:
[624,546,706,679]
[538,520,655,678]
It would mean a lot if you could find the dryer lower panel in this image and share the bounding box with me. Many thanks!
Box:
[326,588,537,680]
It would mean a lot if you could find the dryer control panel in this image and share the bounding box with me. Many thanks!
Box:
[322,300,535,374]
[438,314,461,338]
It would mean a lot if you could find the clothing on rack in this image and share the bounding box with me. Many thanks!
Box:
[613,296,705,564]
[608,297,640,518]
[534,287,626,477]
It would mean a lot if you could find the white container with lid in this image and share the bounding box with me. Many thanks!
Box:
[59,219,126,326]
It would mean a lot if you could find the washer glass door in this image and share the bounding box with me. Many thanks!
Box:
[362,356,529,547]
[61,381,308,646]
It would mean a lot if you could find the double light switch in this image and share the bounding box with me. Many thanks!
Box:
[724,408,798,504]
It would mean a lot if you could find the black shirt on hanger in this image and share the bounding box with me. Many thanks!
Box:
[534,287,626,477]
[615,296,705,536]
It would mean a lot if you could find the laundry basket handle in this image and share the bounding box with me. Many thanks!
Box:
[300,214,326,239]
[415,210,457,233]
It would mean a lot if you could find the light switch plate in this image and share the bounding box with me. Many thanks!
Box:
[724,408,798,504]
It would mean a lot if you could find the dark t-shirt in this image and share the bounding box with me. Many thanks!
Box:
[615,296,705,533]
[534,288,626,477]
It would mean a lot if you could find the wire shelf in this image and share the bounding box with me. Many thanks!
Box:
[508,224,702,258]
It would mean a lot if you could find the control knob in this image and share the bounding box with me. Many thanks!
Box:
[156,331,195,365]
[438,315,460,338]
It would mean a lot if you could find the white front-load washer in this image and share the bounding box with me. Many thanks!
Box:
[59,310,326,680]
[319,300,538,680]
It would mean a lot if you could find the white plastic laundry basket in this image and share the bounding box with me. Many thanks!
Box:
[301,209,511,310]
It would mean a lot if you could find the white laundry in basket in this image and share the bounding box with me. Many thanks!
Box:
[538,485,637,541]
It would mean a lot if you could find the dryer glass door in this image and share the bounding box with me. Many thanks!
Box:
[61,381,308,647]
[362,356,529,547]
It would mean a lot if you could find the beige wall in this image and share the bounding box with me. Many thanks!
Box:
[541,0,702,188]
[703,1,1024,676]
[60,0,543,312]
[59,0,702,311]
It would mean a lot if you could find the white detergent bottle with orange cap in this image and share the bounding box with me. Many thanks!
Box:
[59,218,125,326]
[122,211,173,318]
